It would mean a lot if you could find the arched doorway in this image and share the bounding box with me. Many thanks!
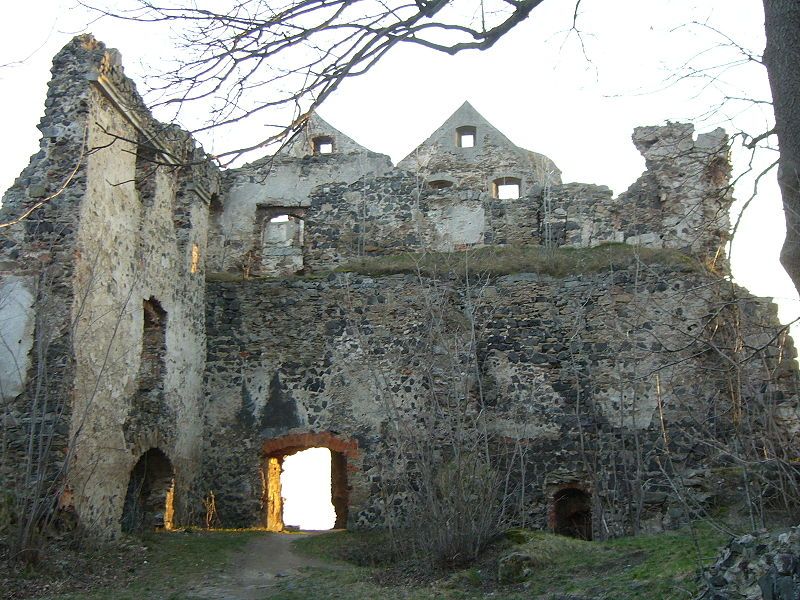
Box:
[261,432,357,531]
[121,448,175,533]
[550,487,592,540]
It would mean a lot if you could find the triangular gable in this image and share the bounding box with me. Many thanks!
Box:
[399,101,518,163]
[397,100,561,182]
[281,112,380,157]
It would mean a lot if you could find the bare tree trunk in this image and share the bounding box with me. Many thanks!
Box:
[763,0,800,293]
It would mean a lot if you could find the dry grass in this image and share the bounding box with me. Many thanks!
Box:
[337,244,702,279]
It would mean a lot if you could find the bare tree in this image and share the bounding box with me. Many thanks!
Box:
[86,1,800,307]
[86,0,550,164]
[763,1,800,299]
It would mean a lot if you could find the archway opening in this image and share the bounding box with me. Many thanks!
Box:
[121,448,175,533]
[280,447,336,530]
[551,487,592,540]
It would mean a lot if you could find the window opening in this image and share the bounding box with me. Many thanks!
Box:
[261,213,305,275]
[493,177,521,200]
[139,298,166,392]
[190,244,200,274]
[313,136,334,155]
[428,179,454,190]
[456,126,476,148]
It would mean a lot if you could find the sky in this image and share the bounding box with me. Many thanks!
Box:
[1,0,797,333]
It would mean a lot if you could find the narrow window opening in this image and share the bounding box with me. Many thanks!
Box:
[493,177,522,200]
[456,126,476,148]
[190,244,201,274]
[551,487,592,540]
[313,136,334,155]
[139,298,166,392]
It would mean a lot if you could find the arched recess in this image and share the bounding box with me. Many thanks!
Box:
[261,432,358,531]
[121,448,175,533]
[549,486,592,540]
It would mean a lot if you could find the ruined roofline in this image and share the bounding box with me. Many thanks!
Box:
[78,34,217,204]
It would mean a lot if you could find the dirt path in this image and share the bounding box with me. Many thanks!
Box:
[186,531,340,600]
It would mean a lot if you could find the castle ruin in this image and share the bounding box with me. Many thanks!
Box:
[1,36,798,540]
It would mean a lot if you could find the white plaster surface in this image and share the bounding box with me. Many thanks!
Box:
[0,275,35,399]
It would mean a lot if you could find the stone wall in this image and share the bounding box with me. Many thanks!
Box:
[208,114,392,275]
[0,36,102,515]
[201,265,797,533]
[0,36,219,534]
[208,103,732,279]
[299,122,732,272]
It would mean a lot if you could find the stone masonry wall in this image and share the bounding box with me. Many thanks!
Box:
[0,36,101,509]
[300,123,732,272]
[0,36,219,535]
[202,266,797,533]
[208,114,392,275]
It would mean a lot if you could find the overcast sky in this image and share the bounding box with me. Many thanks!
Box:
[1,0,796,331]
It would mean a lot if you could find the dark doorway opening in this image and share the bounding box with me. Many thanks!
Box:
[121,448,175,533]
[551,487,592,540]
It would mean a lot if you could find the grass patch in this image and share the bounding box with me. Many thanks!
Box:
[283,523,727,600]
[499,523,727,599]
[48,529,259,600]
[337,244,702,279]
[292,529,399,566]
[23,524,728,600]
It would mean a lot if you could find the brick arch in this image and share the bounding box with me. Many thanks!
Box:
[262,431,359,458]
[261,431,358,531]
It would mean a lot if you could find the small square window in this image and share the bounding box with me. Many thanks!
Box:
[313,136,334,155]
[493,177,521,199]
[456,126,476,148]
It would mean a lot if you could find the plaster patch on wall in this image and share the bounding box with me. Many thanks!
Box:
[0,276,35,399]
[430,202,485,250]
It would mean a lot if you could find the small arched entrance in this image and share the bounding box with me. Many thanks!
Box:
[261,432,357,531]
[121,448,175,533]
[550,486,592,540]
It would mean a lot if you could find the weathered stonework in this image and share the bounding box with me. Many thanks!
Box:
[0,35,797,547]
